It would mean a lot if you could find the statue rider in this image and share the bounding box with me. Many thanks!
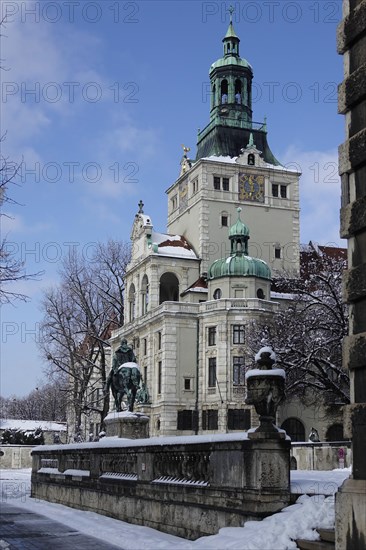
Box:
[105,338,136,392]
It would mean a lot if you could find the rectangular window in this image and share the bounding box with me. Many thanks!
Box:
[144,366,147,384]
[213,176,220,190]
[158,361,162,394]
[275,247,281,259]
[192,179,198,194]
[233,356,245,385]
[222,177,229,191]
[158,331,162,349]
[280,185,287,198]
[227,409,251,430]
[143,338,147,356]
[202,410,218,430]
[208,357,216,387]
[272,183,279,197]
[221,215,228,227]
[208,326,216,346]
[233,324,245,344]
[177,410,198,431]
[184,378,191,391]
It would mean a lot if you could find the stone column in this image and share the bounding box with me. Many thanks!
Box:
[336,1,366,548]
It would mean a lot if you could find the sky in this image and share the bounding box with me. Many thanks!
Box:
[0,0,345,397]
[1,467,350,549]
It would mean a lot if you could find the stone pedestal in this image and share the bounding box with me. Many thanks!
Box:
[336,478,366,550]
[104,411,149,439]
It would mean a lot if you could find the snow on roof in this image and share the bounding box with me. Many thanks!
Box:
[202,155,238,163]
[202,155,300,173]
[0,419,67,432]
[151,231,198,260]
[181,277,208,295]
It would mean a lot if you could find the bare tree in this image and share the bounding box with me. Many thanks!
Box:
[247,247,349,405]
[0,377,67,421]
[39,240,130,436]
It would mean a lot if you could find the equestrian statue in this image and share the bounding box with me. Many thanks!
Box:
[104,338,148,412]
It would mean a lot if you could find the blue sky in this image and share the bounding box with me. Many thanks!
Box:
[1,0,345,397]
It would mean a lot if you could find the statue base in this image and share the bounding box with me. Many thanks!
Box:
[104,411,149,439]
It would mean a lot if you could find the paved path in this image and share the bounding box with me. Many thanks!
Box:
[0,503,123,549]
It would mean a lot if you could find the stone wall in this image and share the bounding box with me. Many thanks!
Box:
[0,446,34,469]
[31,434,290,539]
[291,442,352,471]
[336,1,366,548]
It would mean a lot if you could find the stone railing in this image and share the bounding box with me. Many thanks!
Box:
[203,298,278,313]
[32,433,290,539]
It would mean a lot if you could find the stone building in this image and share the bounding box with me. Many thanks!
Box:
[110,19,301,437]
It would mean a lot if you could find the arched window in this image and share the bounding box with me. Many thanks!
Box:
[159,272,179,304]
[128,284,136,321]
[213,288,222,300]
[221,79,228,104]
[326,424,346,442]
[141,275,149,315]
[235,79,242,104]
[257,288,265,299]
[281,418,305,442]
[248,153,255,166]
[212,84,216,108]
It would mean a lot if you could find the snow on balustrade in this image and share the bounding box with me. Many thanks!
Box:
[101,452,137,478]
[152,476,209,487]
[100,473,138,481]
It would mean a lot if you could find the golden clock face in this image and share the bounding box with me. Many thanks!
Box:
[239,174,264,202]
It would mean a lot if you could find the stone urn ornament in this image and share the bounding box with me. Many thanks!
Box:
[245,346,286,439]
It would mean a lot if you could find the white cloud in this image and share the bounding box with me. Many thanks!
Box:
[1,4,106,156]
[282,146,345,247]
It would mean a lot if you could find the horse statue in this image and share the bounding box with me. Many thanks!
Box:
[106,361,142,412]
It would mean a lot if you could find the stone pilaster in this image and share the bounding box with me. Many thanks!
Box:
[336,1,366,548]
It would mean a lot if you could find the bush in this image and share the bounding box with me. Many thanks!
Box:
[0,427,45,445]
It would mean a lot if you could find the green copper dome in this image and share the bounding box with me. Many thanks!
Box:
[208,255,271,280]
[229,216,250,237]
[207,208,271,281]
[210,56,252,72]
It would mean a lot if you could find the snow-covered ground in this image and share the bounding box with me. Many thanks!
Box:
[0,468,350,549]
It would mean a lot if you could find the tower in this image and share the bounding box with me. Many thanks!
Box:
[167,19,301,277]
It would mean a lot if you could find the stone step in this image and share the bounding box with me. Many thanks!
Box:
[296,539,334,550]
[317,528,335,543]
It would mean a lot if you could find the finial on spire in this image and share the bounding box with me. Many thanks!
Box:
[138,199,144,214]
[237,206,242,215]
[228,5,235,23]
[181,144,191,157]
